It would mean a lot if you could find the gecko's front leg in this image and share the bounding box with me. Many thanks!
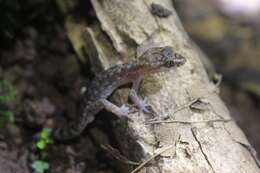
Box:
[129,89,152,114]
[129,76,153,114]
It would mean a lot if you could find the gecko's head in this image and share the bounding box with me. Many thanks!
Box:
[160,46,186,68]
[140,46,186,71]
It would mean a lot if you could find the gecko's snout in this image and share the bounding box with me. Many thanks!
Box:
[173,53,186,67]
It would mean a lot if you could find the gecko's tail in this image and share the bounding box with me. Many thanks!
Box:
[52,124,82,140]
[52,113,95,140]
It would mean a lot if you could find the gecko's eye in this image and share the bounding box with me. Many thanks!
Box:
[162,46,173,59]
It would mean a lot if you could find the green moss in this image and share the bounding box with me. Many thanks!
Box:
[0,110,14,128]
[140,75,162,96]
[0,80,16,102]
[0,80,16,128]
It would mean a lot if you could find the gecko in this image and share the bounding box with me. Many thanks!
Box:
[53,46,186,140]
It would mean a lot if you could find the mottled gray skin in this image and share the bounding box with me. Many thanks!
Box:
[53,46,186,140]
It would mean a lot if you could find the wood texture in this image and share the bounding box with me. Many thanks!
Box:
[68,0,260,172]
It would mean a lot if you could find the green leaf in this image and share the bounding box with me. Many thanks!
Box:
[42,162,49,169]
[36,140,46,150]
[40,128,50,139]
[32,160,50,173]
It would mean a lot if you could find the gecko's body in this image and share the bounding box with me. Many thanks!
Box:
[53,46,186,140]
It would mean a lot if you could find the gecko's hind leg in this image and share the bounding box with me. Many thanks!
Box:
[99,99,132,118]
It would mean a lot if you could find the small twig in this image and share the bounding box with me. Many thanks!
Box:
[146,98,198,122]
[172,98,198,115]
[130,145,174,173]
[149,97,228,123]
[100,144,140,165]
[146,118,233,125]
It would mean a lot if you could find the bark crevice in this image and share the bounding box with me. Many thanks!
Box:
[191,127,215,173]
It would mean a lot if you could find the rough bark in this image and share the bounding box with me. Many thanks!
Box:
[0,151,29,173]
[65,0,260,172]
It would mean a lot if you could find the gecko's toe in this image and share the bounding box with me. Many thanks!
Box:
[120,104,139,116]
[138,97,153,113]
[119,104,131,116]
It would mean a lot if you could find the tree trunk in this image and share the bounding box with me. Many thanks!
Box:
[62,0,260,172]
